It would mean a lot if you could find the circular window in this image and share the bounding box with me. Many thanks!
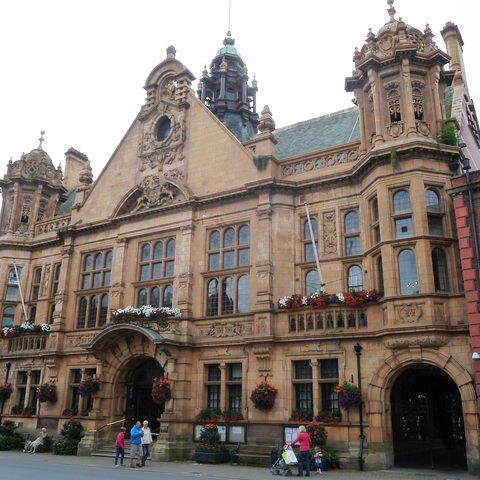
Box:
[156,116,171,142]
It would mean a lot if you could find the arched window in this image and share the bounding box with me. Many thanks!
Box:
[52,264,61,296]
[81,251,112,289]
[425,189,440,212]
[221,277,234,314]
[223,228,235,248]
[29,306,37,324]
[141,244,151,262]
[49,303,55,324]
[207,279,219,316]
[104,251,113,269]
[94,253,103,270]
[304,218,318,262]
[6,268,20,301]
[432,248,450,292]
[150,287,160,308]
[84,255,92,271]
[398,249,419,295]
[166,239,176,258]
[238,225,250,245]
[153,241,163,260]
[377,256,384,295]
[137,288,147,307]
[344,211,359,234]
[237,275,250,313]
[426,189,443,236]
[88,296,98,328]
[209,231,220,250]
[99,294,108,326]
[306,270,320,295]
[140,238,175,280]
[393,190,411,214]
[1,307,15,327]
[31,267,42,300]
[163,286,173,308]
[347,265,363,292]
[77,297,87,328]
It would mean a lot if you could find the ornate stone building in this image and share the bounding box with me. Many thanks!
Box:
[1,1,479,473]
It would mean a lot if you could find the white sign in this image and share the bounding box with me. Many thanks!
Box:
[284,427,299,444]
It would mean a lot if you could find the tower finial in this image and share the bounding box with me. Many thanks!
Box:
[38,130,45,149]
[387,0,396,22]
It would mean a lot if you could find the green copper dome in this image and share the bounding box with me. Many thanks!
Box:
[215,31,241,59]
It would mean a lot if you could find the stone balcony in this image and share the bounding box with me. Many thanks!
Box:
[34,215,70,236]
[2,333,48,354]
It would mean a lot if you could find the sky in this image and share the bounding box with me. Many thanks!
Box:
[0,0,479,179]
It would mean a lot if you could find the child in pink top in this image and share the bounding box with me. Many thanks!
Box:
[289,425,312,476]
[114,427,126,468]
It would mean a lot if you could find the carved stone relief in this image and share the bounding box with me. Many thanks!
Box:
[384,335,449,350]
[396,303,423,323]
[40,264,51,297]
[66,334,95,347]
[199,321,253,338]
[322,211,337,254]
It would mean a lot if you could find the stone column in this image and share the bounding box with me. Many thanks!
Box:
[400,58,417,137]
[175,223,194,317]
[311,360,319,416]
[368,69,385,146]
[8,182,20,233]
[108,237,128,313]
[52,242,74,330]
[24,370,32,409]
[356,90,368,154]
[29,184,43,235]
[219,363,227,412]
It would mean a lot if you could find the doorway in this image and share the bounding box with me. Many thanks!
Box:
[124,357,164,435]
[391,364,467,470]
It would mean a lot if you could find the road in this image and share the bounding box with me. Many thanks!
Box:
[0,452,470,480]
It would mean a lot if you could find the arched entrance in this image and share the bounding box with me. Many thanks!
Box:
[391,364,467,470]
[124,357,164,434]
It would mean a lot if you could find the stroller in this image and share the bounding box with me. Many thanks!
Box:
[270,445,296,476]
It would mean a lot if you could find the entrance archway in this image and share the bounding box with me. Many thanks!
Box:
[391,364,467,470]
[124,357,164,434]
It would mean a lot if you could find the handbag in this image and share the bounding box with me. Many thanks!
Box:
[282,446,298,465]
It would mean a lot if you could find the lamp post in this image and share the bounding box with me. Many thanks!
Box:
[354,344,365,471]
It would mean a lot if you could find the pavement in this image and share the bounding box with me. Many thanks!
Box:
[0,451,473,480]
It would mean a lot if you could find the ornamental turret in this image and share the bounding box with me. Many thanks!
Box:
[197,31,259,142]
[345,0,454,154]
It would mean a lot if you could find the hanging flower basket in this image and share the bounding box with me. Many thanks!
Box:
[151,377,172,402]
[78,375,100,397]
[250,381,278,410]
[334,381,361,409]
[37,381,57,403]
[0,383,13,400]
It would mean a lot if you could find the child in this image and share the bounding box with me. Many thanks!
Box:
[314,446,323,475]
[114,426,126,468]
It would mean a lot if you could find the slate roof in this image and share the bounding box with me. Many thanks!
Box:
[56,188,76,216]
[273,107,360,160]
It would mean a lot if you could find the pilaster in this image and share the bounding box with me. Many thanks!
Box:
[108,236,128,312]
[368,69,385,146]
[400,58,417,137]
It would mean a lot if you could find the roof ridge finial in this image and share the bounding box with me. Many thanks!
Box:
[387,0,396,22]
[38,130,45,150]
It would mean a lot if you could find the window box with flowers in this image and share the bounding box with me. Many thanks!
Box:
[1,322,50,338]
[78,375,100,397]
[315,409,341,424]
[194,424,229,464]
[0,383,13,401]
[335,381,361,408]
[290,408,314,422]
[250,381,278,410]
[37,381,57,403]
[151,377,172,403]
[195,408,223,422]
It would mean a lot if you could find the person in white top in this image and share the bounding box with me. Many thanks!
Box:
[141,420,153,466]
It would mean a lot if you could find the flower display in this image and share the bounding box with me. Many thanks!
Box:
[0,383,13,400]
[1,323,50,338]
[334,381,361,408]
[290,408,314,422]
[37,381,57,403]
[250,381,278,410]
[278,290,381,310]
[306,422,328,447]
[195,424,228,454]
[112,305,181,323]
[316,409,341,424]
[78,375,100,397]
[151,377,172,402]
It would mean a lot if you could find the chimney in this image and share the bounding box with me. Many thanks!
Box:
[64,148,90,191]
[441,22,467,88]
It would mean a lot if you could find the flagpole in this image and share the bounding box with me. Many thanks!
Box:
[304,203,324,291]
[12,262,28,322]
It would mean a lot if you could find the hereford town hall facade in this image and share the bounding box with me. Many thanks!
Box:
[1,1,480,473]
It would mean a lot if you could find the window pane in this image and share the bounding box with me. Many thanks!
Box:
[229,363,242,380]
[294,360,312,379]
[207,385,220,409]
[377,256,384,294]
[347,265,363,292]
[238,248,250,266]
[221,277,234,314]
[152,262,162,279]
[305,243,315,262]
[345,235,361,256]
[238,225,250,245]
[49,304,55,323]
[306,270,320,295]
[209,253,220,271]
[207,279,219,316]
[425,189,440,212]
[141,244,151,262]
[103,270,111,287]
[223,228,235,247]
[295,383,313,410]
[432,248,449,292]
[55,264,61,281]
[207,364,221,381]
[320,359,339,379]
[165,260,174,277]
[321,383,339,410]
[399,249,419,295]
[1,307,15,327]
[77,297,87,328]
[150,287,160,308]
[104,251,113,268]
[6,286,18,301]
[140,265,150,281]
[163,286,173,308]
[393,190,411,214]
[88,296,98,327]
[228,384,242,411]
[84,255,92,271]
[304,219,318,240]
[81,274,90,290]
[209,230,220,250]
[8,268,19,284]
[34,268,42,283]
[99,294,108,326]
[137,288,147,307]
[153,241,163,259]
[395,217,413,239]
[237,275,249,313]
[29,306,36,323]
[428,216,443,236]
[372,198,379,222]
[223,250,235,269]
[345,211,359,233]
[32,286,40,301]
[92,272,101,288]
[94,253,103,270]
[166,239,175,257]
[374,225,381,244]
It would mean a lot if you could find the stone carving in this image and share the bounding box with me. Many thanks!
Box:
[387,121,404,138]
[35,215,70,235]
[258,105,276,133]
[66,334,95,347]
[397,303,423,323]
[164,168,185,181]
[385,81,400,98]
[40,264,51,297]
[322,211,337,254]
[200,322,253,338]
[384,335,449,350]
[416,120,430,136]
[109,283,123,298]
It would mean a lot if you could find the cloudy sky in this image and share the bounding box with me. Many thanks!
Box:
[0,0,478,178]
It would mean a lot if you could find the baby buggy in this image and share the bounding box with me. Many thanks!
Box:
[270,445,296,476]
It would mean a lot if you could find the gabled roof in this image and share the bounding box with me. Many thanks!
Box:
[273,107,360,160]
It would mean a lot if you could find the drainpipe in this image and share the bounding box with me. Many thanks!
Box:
[0,362,12,422]
[354,344,365,471]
